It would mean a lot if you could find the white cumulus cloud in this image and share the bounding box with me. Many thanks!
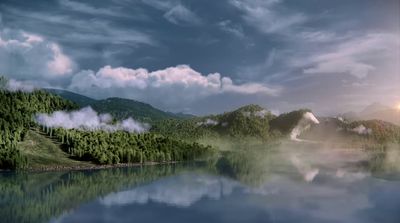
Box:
[0,28,75,81]
[68,65,280,110]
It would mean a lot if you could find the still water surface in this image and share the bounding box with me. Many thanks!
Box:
[1,147,400,223]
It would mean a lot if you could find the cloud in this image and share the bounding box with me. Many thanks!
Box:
[100,173,239,207]
[197,118,219,126]
[4,78,35,92]
[68,65,280,110]
[47,43,74,75]
[303,33,399,79]
[230,0,307,34]
[0,28,75,81]
[217,20,244,38]
[351,125,372,135]
[59,0,123,17]
[1,7,155,47]
[298,31,341,43]
[35,106,149,133]
[235,49,278,81]
[142,0,201,26]
[141,0,174,10]
[164,4,202,26]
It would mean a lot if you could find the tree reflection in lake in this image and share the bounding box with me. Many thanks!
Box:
[1,144,400,223]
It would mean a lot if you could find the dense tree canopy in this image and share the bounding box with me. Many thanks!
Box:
[0,82,78,169]
[152,104,276,141]
[0,77,213,169]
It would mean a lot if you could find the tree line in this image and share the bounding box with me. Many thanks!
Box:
[0,79,78,169]
[46,127,213,165]
[0,76,213,169]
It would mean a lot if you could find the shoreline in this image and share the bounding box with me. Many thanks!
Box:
[0,161,181,173]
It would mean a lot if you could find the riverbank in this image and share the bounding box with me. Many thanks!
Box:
[1,161,181,173]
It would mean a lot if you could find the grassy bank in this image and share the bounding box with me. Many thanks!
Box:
[17,130,94,170]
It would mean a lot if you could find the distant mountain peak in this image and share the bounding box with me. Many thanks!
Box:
[46,88,195,123]
[361,102,390,115]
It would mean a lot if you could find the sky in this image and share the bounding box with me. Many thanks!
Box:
[0,0,399,115]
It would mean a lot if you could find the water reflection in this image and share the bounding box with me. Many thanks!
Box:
[1,146,400,223]
[100,173,238,207]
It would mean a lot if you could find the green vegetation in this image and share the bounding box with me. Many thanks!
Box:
[18,130,93,169]
[301,117,400,147]
[0,77,213,170]
[44,88,97,106]
[348,120,400,143]
[269,109,311,134]
[2,75,399,170]
[90,97,182,123]
[45,128,214,165]
[152,104,276,141]
[0,82,78,169]
[0,164,201,223]
[46,88,193,123]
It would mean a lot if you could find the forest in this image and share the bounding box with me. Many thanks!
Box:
[1,75,399,170]
[0,77,213,169]
[47,128,213,165]
[0,77,78,169]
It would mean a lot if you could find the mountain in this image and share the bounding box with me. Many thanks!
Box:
[360,102,391,116]
[300,116,400,144]
[90,97,186,123]
[45,88,96,106]
[1,84,210,170]
[45,89,194,123]
[151,104,306,141]
[342,103,400,126]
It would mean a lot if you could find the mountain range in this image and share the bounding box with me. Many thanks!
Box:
[45,89,194,123]
[342,102,400,126]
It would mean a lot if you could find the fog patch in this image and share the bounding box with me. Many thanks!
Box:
[2,78,36,92]
[290,154,319,182]
[351,125,372,135]
[290,112,320,142]
[197,118,218,126]
[35,106,149,133]
[242,109,270,118]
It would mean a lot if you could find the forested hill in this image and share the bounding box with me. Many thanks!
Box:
[90,97,185,123]
[45,89,194,123]
[45,88,97,106]
[151,104,279,140]
[151,105,320,142]
[0,89,78,169]
[0,81,213,170]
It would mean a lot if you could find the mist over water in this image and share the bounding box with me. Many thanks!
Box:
[1,141,400,223]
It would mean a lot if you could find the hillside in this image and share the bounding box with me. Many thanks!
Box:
[45,88,97,106]
[46,89,193,123]
[90,97,183,123]
[342,103,400,126]
[300,117,400,145]
[0,88,79,169]
[152,104,282,141]
[0,79,213,170]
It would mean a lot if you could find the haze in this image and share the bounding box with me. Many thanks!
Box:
[0,0,399,115]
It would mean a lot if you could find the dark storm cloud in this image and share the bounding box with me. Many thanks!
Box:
[0,0,398,114]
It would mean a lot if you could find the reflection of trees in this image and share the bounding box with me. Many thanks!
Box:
[363,144,400,179]
[0,164,197,223]
[213,149,292,186]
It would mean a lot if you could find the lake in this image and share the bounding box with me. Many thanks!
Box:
[1,145,400,223]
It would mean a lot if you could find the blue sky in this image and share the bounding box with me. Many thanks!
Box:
[0,0,399,115]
